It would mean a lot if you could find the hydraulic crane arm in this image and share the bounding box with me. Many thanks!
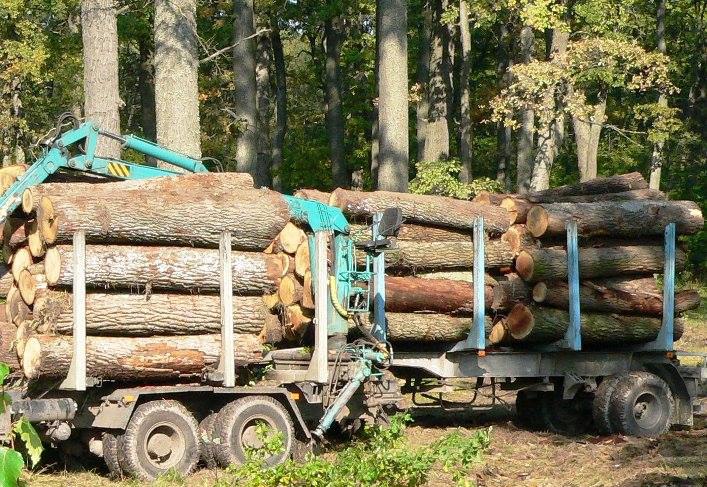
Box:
[0,118,208,224]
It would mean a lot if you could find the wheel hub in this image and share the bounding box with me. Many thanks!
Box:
[633,392,661,429]
[144,422,185,469]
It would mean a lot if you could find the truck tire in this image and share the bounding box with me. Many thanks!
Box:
[608,371,674,438]
[102,432,123,478]
[212,396,295,468]
[198,413,218,468]
[539,390,592,436]
[118,400,201,481]
[592,376,621,435]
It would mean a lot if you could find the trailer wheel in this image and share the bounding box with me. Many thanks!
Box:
[102,432,124,478]
[539,390,592,436]
[198,413,218,468]
[514,390,543,430]
[212,396,294,468]
[608,372,674,437]
[118,400,201,481]
[592,376,621,435]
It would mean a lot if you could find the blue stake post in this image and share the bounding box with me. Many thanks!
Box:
[656,223,676,351]
[466,217,486,350]
[564,220,582,351]
[371,212,387,342]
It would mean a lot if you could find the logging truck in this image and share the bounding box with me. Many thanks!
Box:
[0,117,705,481]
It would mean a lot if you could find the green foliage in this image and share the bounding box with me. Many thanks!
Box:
[12,419,42,467]
[410,160,502,199]
[218,414,491,487]
[0,447,23,487]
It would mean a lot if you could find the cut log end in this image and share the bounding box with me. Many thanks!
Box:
[532,282,547,303]
[278,274,303,306]
[21,188,33,214]
[506,303,534,340]
[294,242,310,278]
[44,247,61,286]
[27,221,45,258]
[526,206,548,237]
[11,247,32,282]
[488,322,507,345]
[38,196,58,244]
[500,197,518,224]
[279,222,306,254]
[18,269,37,305]
[515,251,534,281]
[22,336,42,379]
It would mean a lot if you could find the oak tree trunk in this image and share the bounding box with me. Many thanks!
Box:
[325,8,349,188]
[572,94,606,181]
[458,0,473,182]
[516,26,535,193]
[416,4,432,161]
[270,18,287,192]
[255,29,273,187]
[649,0,667,190]
[233,0,258,177]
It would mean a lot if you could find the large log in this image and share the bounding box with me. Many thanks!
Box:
[33,291,280,337]
[0,320,19,371]
[526,201,704,238]
[384,276,497,315]
[48,245,285,294]
[22,172,255,213]
[329,188,511,234]
[384,313,493,342]
[532,278,701,316]
[292,189,331,204]
[350,223,473,244]
[524,172,648,202]
[492,274,532,310]
[22,333,264,380]
[382,240,515,271]
[493,304,684,346]
[515,246,686,282]
[501,224,537,254]
[30,179,290,250]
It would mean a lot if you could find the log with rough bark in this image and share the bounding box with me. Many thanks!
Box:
[0,264,11,297]
[28,179,290,250]
[45,245,285,294]
[22,333,264,380]
[526,200,704,238]
[491,304,683,346]
[329,188,511,234]
[283,304,313,339]
[501,225,537,254]
[515,246,686,282]
[384,276,497,314]
[532,278,701,316]
[21,172,255,214]
[383,313,493,342]
[0,320,19,371]
[381,240,515,271]
[293,188,331,204]
[350,223,473,244]
[523,172,648,202]
[33,291,280,337]
[492,274,532,310]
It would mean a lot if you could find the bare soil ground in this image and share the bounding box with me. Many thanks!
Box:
[26,287,707,487]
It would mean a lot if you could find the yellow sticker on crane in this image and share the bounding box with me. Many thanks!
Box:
[107,162,130,178]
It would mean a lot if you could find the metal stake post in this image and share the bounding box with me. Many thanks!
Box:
[60,230,87,390]
[467,217,486,350]
[565,221,582,351]
[371,212,387,342]
[216,231,236,387]
[306,231,330,383]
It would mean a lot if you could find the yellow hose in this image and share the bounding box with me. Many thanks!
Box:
[328,275,350,318]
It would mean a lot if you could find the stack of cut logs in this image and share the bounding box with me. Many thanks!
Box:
[1,172,305,381]
[297,171,702,347]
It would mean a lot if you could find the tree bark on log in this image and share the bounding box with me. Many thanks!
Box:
[329,188,511,234]
[492,274,532,309]
[0,320,19,371]
[32,182,290,250]
[523,172,648,202]
[384,276,496,314]
[34,291,279,337]
[293,189,331,204]
[0,265,11,297]
[383,313,493,342]
[532,278,700,316]
[501,224,537,254]
[516,246,686,282]
[22,333,264,380]
[350,223,472,244]
[381,240,515,271]
[526,201,704,238]
[50,245,284,294]
[495,304,683,346]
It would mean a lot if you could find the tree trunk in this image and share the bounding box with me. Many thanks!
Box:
[47,245,285,294]
[255,29,273,187]
[30,175,289,250]
[154,0,201,160]
[458,0,473,182]
[495,304,683,346]
[377,0,409,191]
[532,277,700,316]
[516,25,535,194]
[23,333,264,380]
[330,188,511,233]
[649,0,667,190]
[371,4,380,187]
[233,0,258,178]
[81,0,121,159]
[384,276,496,314]
[515,245,686,282]
[422,0,450,162]
[524,171,648,202]
[137,38,157,146]
[34,291,279,337]
[572,94,606,181]
[270,17,287,192]
[416,3,432,161]
[496,22,512,188]
[382,239,514,271]
[324,8,349,188]
[526,200,704,238]
[548,26,569,163]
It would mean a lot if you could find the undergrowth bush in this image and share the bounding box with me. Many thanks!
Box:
[409,160,502,200]
[216,414,491,487]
